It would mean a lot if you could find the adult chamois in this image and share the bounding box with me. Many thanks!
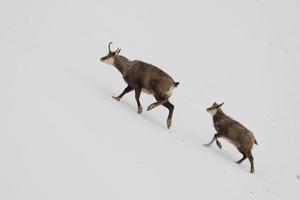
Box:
[204,102,258,173]
[100,42,179,129]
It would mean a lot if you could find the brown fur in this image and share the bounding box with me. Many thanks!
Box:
[100,43,179,128]
[205,102,258,173]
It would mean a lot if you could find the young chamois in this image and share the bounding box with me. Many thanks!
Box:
[204,102,258,173]
[100,42,179,129]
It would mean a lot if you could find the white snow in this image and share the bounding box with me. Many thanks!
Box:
[1,0,299,199]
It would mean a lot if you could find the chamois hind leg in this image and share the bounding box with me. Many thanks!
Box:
[134,87,143,114]
[147,99,168,111]
[147,93,168,111]
[112,85,133,101]
[236,148,247,164]
[162,100,174,129]
[147,81,169,111]
[246,150,255,173]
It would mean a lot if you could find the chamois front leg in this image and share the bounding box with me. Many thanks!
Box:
[112,85,133,101]
[203,135,217,147]
[134,88,143,114]
[204,133,222,149]
[216,139,222,149]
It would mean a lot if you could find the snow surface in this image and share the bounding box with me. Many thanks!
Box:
[1,0,300,199]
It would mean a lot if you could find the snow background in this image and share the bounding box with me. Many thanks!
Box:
[1,0,300,199]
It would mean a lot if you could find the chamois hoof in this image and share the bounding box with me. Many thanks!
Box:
[112,96,121,101]
[137,107,143,114]
[203,144,211,147]
[250,169,255,174]
[147,104,155,111]
[167,119,172,129]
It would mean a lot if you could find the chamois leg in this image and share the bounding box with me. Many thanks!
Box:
[216,139,222,149]
[134,88,143,114]
[236,149,247,164]
[246,151,255,173]
[204,133,221,147]
[162,100,174,129]
[112,85,133,101]
[147,98,168,111]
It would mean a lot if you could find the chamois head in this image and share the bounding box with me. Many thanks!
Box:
[100,42,121,65]
[206,102,224,116]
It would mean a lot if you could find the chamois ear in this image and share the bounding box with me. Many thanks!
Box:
[115,48,121,56]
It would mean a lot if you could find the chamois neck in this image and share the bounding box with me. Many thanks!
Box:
[114,55,130,75]
[213,109,225,120]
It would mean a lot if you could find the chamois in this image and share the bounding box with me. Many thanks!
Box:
[204,102,258,173]
[100,42,179,129]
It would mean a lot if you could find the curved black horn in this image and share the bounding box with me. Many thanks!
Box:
[108,42,113,52]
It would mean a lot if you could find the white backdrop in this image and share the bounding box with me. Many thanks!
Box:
[1,0,299,199]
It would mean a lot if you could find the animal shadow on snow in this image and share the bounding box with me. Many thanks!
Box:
[119,99,168,129]
[167,127,250,173]
[66,68,252,173]
[203,140,251,173]
[64,67,167,129]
